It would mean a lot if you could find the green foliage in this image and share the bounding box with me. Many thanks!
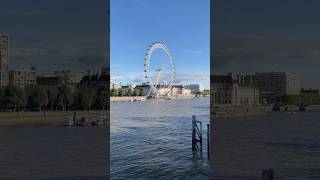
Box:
[132,90,137,96]
[118,90,123,96]
[279,94,320,105]
[95,85,109,110]
[111,88,118,96]
[127,88,132,96]
[25,85,48,111]
[55,84,73,110]
[75,88,95,110]
[139,89,143,96]
[1,85,26,111]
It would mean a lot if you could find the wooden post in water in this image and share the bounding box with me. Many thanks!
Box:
[199,120,202,153]
[262,169,274,180]
[73,111,76,127]
[192,115,196,151]
[207,123,210,159]
[192,115,203,153]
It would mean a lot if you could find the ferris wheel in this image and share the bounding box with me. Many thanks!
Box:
[144,42,176,98]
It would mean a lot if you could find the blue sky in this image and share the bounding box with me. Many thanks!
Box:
[111,0,210,89]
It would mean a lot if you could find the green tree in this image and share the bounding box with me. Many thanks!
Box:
[55,85,73,111]
[127,88,132,96]
[118,90,123,97]
[25,85,48,111]
[79,91,94,110]
[132,89,137,96]
[2,85,26,111]
[139,89,144,96]
[95,85,109,110]
[111,88,117,97]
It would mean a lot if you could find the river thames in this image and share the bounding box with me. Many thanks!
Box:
[213,111,320,179]
[111,97,212,179]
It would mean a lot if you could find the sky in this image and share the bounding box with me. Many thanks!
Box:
[0,0,107,76]
[213,0,320,88]
[111,0,210,89]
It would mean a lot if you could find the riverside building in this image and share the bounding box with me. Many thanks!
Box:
[211,73,260,107]
[9,69,37,89]
[0,34,9,87]
[252,72,301,103]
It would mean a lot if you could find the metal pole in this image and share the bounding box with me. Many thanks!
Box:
[73,111,76,127]
[192,115,196,151]
[207,123,210,159]
[200,121,202,153]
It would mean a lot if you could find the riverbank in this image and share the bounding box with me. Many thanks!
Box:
[0,110,109,126]
[111,96,146,102]
[212,105,273,117]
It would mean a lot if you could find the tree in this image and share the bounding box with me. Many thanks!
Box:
[79,91,94,111]
[55,85,73,111]
[139,89,144,96]
[2,85,26,111]
[132,90,137,96]
[25,85,48,111]
[95,85,109,110]
[111,88,117,97]
[118,90,123,97]
[127,88,132,96]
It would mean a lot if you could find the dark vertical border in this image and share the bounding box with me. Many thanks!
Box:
[209,0,214,170]
[106,0,110,178]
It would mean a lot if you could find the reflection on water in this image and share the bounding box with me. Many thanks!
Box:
[111,97,211,179]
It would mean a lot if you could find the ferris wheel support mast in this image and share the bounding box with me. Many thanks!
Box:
[147,68,162,98]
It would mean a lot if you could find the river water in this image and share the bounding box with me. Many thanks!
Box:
[111,97,212,179]
[0,126,108,179]
[213,111,320,179]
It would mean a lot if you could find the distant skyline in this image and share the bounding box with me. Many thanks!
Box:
[213,0,320,88]
[0,0,107,76]
[111,0,210,89]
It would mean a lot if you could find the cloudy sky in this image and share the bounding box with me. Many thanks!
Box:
[0,0,107,76]
[213,0,320,88]
[111,0,210,89]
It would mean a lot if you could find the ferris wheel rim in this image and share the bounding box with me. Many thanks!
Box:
[144,42,176,86]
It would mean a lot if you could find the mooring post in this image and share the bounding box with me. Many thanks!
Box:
[192,115,196,151]
[262,169,274,180]
[73,111,76,127]
[207,123,210,159]
[199,120,202,153]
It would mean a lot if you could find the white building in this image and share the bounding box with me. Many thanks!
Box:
[0,34,9,87]
[9,69,37,89]
[172,85,192,96]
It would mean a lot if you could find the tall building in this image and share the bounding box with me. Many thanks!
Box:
[252,72,301,103]
[0,34,9,87]
[211,73,260,106]
[9,69,37,89]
